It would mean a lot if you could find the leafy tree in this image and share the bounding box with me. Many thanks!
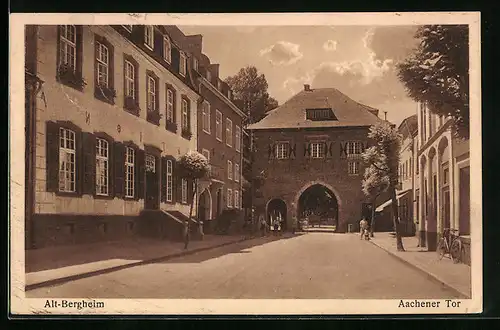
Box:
[362,121,405,251]
[177,151,210,249]
[397,25,469,139]
[225,66,279,124]
[361,162,390,237]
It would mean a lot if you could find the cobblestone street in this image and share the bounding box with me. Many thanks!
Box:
[27,233,462,299]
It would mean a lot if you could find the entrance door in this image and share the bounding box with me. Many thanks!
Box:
[442,188,451,229]
[199,190,208,222]
[215,189,222,217]
[145,154,159,210]
[459,166,470,235]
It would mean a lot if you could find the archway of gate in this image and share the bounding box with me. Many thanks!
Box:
[266,198,287,231]
[198,188,212,222]
[297,183,339,228]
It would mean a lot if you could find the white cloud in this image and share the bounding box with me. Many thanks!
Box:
[259,41,303,66]
[323,39,338,52]
[282,29,403,106]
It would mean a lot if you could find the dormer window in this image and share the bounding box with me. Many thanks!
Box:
[179,52,186,77]
[228,90,232,100]
[193,57,199,71]
[306,108,337,121]
[144,26,154,50]
[163,36,171,63]
[206,70,212,82]
[217,80,221,91]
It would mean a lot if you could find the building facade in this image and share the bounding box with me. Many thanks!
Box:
[162,26,246,225]
[25,25,202,248]
[247,85,384,232]
[416,102,470,264]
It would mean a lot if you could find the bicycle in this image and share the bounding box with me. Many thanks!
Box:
[436,228,463,263]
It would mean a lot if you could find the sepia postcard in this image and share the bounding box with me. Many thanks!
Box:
[9,12,482,316]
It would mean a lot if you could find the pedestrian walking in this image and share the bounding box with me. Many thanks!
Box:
[259,213,266,237]
[359,217,369,240]
[292,215,297,234]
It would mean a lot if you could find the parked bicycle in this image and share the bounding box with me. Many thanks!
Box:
[436,228,463,263]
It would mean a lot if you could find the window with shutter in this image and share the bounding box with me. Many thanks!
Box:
[57,25,84,90]
[59,127,77,193]
[95,138,109,196]
[60,25,77,71]
[166,159,173,202]
[215,110,222,141]
[179,52,187,77]
[227,160,233,180]
[234,163,240,182]
[311,142,325,159]
[275,142,290,159]
[202,101,211,134]
[181,178,188,203]
[235,126,241,152]
[163,36,171,63]
[124,60,135,99]
[226,118,233,147]
[234,190,239,209]
[144,26,154,50]
[124,146,135,198]
[227,188,233,208]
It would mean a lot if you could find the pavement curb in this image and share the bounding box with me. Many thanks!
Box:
[25,236,252,291]
[369,239,471,299]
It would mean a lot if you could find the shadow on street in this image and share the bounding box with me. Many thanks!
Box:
[160,233,304,264]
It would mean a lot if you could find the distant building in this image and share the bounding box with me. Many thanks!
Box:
[416,102,470,264]
[375,114,418,236]
[247,84,384,232]
[163,26,247,226]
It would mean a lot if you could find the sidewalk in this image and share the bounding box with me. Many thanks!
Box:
[369,232,471,298]
[25,234,253,291]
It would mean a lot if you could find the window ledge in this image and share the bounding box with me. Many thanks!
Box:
[55,190,81,197]
[57,75,86,92]
[181,130,193,140]
[94,87,116,105]
[94,194,114,200]
[166,121,178,134]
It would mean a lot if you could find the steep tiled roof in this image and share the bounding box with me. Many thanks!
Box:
[247,88,384,130]
[398,114,418,139]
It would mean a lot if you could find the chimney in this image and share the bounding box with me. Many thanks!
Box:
[384,111,388,121]
[304,84,311,91]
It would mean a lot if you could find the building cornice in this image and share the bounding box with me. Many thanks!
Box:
[417,120,453,157]
[199,77,247,119]
[103,26,200,99]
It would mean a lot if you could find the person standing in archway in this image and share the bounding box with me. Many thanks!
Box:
[360,217,369,240]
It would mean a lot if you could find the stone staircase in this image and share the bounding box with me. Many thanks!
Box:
[138,209,202,242]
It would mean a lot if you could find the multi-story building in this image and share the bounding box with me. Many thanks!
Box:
[161,26,246,226]
[24,25,201,248]
[247,85,384,232]
[416,102,470,264]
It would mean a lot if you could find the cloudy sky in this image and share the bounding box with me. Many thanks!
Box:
[179,25,420,126]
